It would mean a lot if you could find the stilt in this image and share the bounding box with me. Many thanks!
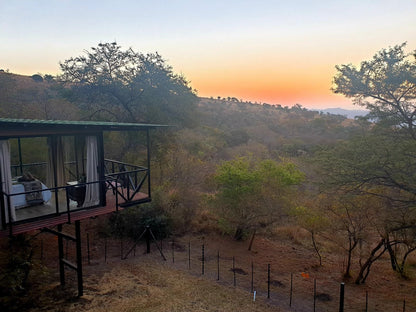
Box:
[43,221,84,296]
[57,224,65,286]
[75,220,83,296]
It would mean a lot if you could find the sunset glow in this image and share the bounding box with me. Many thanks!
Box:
[1,0,415,110]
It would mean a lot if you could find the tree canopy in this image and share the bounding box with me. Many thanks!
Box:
[59,42,198,126]
[213,157,304,240]
[333,43,416,138]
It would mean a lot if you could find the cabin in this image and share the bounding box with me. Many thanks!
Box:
[0,118,166,295]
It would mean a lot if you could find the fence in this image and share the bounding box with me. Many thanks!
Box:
[37,232,414,312]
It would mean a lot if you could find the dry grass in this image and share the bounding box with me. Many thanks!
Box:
[58,258,285,312]
[11,221,416,311]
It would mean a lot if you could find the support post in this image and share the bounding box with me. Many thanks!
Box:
[146,129,151,199]
[97,132,106,207]
[17,138,23,176]
[58,224,65,286]
[87,233,90,265]
[146,226,151,253]
[75,220,83,296]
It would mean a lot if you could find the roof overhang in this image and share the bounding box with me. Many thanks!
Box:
[0,118,169,138]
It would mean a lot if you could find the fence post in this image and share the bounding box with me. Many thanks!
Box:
[201,243,205,275]
[233,256,236,287]
[188,241,191,270]
[365,291,368,312]
[217,251,220,281]
[251,261,254,293]
[120,238,123,260]
[339,282,345,312]
[403,297,406,312]
[172,239,175,263]
[290,272,293,307]
[104,237,107,264]
[267,264,271,299]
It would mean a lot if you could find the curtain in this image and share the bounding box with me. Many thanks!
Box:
[83,136,99,207]
[74,136,85,180]
[46,136,66,188]
[0,140,15,223]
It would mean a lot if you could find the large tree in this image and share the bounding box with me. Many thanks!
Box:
[311,44,416,282]
[59,42,198,126]
[333,43,416,138]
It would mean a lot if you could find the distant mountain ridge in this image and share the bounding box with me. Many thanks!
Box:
[318,108,368,119]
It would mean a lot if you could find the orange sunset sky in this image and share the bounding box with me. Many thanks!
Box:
[1,0,415,110]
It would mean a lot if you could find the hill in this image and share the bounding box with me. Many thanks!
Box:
[320,107,368,119]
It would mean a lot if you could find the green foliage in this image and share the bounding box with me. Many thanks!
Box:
[109,203,172,241]
[59,42,198,126]
[314,130,416,204]
[292,205,329,232]
[212,156,304,240]
[333,43,416,139]
[225,129,249,147]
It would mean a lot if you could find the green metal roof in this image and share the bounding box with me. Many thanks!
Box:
[0,118,169,138]
[0,118,168,128]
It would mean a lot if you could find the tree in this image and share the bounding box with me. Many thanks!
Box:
[59,42,198,125]
[333,43,416,138]
[312,124,416,281]
[292,203,329,266]
[212,157,304,240]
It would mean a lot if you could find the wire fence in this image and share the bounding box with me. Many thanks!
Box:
[38,231,415,312]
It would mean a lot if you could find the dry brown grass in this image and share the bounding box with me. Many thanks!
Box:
[60,258,285,312]
[13,220,416,312]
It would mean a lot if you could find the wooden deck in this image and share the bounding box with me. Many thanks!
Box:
[0,192,149,237]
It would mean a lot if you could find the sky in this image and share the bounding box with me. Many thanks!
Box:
[1,0,415,110]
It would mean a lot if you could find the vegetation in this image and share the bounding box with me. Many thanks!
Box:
[3,42,416,308]
[212,157,304,240]
[59,42,198,126]
[311,43,416,283]
[108,203,172,241]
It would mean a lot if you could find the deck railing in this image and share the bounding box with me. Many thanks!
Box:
[1,159,150,234]
[104,159,150,204]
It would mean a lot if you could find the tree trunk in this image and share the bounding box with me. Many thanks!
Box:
[386,241,398,271]
[345,236,358,278]
[234,227,245,241]
[248,229,256,251]
[311,231,322,266]
[355,239,386,284]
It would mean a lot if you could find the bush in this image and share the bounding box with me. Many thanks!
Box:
[109,203,172,241]
[0,235,47,311]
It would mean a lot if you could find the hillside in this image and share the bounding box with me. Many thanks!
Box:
[320,107,368,119]
[0,72,362,161]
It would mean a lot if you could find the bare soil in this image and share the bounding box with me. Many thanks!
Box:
[10,218,416,311]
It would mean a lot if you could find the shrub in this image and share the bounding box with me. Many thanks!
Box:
[109,203,172,241]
